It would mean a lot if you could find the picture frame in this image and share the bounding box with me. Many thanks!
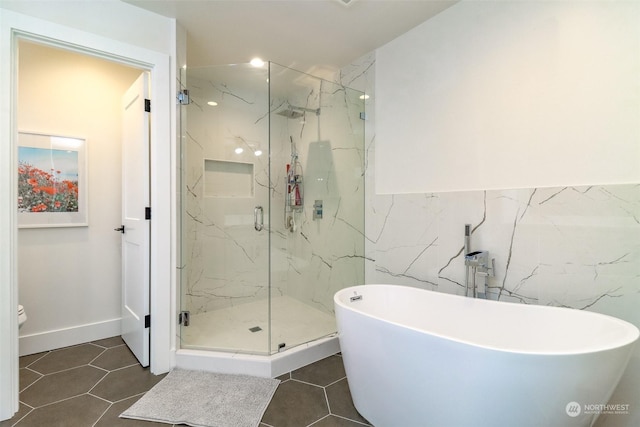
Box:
[17,132,88,228]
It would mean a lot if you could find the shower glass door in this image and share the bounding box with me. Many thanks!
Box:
[268,62,366,353]
[179,64,271,354]
[178,61,366,356]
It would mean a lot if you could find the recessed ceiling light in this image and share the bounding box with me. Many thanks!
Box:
[359,94,370,100]
[235,147,244,154]
[254,150,263,157]
[250,58,265,67]
[207,101,218,106]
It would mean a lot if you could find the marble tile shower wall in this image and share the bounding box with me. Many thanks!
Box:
[271,77,366,314]
[182,68,365,316]
[340,53,640,329]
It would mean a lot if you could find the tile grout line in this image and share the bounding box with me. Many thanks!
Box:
[25,361,100,377]
[9,413,28,426]
[332,413,372,426]
[90,399,113,427]
[17,368,43,395]
[86,369,111,396]
[88,391,114,405]
[21,391,92,411]
[19,351,50,369]
[322,385,331,414]
[320,385,334,426]
[9,403,33,427]
[87,346,108,366]
[101,362,143,373]
[324,375,347,388]
[286,377,327,389]
[89,341,118,350]
[108,390,147,405]
[307,413,332,426]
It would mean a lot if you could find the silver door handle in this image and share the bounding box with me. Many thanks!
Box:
[254,206,264,231]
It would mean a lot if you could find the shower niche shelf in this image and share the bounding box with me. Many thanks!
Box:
[204,158,254,198]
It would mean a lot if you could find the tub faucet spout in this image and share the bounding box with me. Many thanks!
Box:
[465,251,494,298]
[465,250,488,267]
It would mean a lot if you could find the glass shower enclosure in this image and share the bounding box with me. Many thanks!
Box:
[178,62,365,355]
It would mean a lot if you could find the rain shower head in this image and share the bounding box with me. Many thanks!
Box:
[276,104,320,119]
[277,108,305,119]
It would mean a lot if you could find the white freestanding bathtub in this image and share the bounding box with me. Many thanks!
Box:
[334,285,639,427]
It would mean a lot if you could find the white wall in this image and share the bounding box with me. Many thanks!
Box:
[0,0,172,56]
[376,0,640,193]
[17,41,141,355]
[1,2,175,420]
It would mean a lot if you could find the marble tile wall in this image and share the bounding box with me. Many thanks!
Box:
[368,186,638,318]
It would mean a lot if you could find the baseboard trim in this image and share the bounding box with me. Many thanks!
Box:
[19,318,121,356]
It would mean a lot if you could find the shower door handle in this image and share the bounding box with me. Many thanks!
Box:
[254,206,264,231]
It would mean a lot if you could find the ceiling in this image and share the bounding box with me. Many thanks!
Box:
[124,0,458,77]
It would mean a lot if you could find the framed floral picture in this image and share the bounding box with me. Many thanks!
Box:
[17,132,88,228]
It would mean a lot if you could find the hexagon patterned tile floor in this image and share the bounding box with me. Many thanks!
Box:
[1,336,371,427]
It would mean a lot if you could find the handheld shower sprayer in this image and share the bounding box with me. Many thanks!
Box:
[464,224,472,297]
[464,224,471,257]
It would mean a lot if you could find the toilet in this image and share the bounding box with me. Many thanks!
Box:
[18,305,27,328]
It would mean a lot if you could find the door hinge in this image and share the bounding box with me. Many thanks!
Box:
[179,311,190,326]
[144,99,151,112]
[177,90,190,105]
[145,207,151,220]
[144,314,151,328]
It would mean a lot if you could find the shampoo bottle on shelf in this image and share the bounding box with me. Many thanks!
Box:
[294,185,301,206]
[290,186,296,206]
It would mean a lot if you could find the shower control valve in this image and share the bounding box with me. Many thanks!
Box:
[313,200,323,220]
[476,260,495,277]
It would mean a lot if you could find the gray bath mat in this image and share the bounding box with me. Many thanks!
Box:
[120,369,280,427]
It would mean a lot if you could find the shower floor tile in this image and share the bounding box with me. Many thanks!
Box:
[181,296,337,353]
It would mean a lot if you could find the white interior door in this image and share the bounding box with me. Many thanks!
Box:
[120,72,150,367]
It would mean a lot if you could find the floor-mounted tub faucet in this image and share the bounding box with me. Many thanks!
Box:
[463,224,495,298]
[465,251,495,298]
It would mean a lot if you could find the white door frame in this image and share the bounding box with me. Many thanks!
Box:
[0,9,175,420]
